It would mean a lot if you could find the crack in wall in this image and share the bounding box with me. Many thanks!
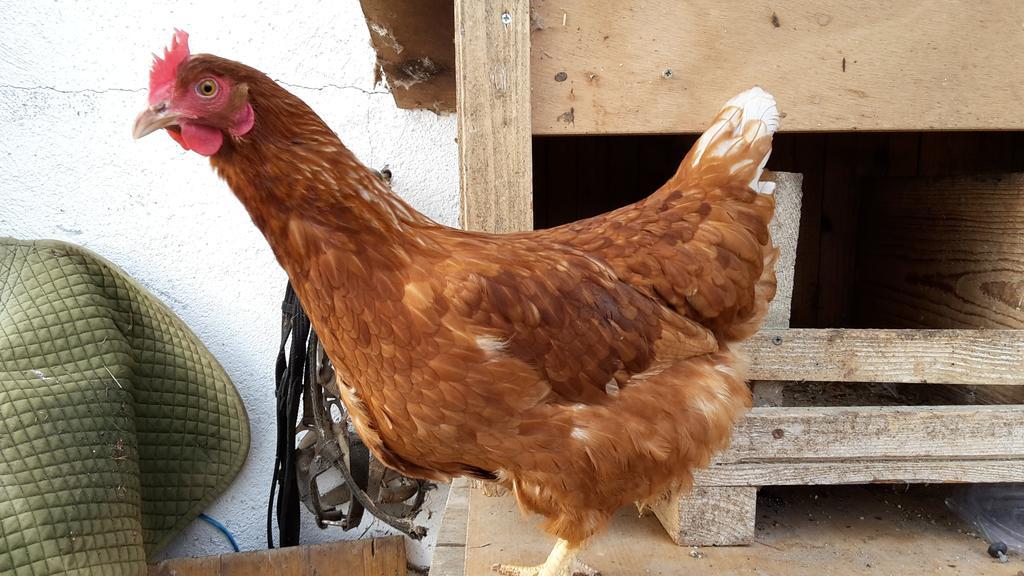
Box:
[275,79,390,96]
[0,83,145,94]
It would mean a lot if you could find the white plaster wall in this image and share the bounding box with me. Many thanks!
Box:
[0,1,458,570]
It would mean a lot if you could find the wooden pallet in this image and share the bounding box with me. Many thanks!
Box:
[449,0,1024,547]
[357,0,1024,550]
[432,479,1024,575]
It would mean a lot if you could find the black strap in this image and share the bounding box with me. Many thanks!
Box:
[268,283,308,548]
[268,281,428,547]
[345,437,371,527]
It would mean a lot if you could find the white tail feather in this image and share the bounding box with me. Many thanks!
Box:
[688,87,779,194]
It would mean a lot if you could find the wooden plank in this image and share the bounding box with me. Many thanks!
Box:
[763,172,803,329]
[741,329,1024,385]
[428,478,470,576]
[463,483,1021,574]
[315,536,405,576]
[358,0,456,112]
[530,1,1024,134]
[150,556,220,576]
[218,547,305,576]
[857,174,1024,329]
[455,0,533,232]
[148,537,405,576]
[696,459,1024,486]
[652,486,758,546]
[719,405,1024,463]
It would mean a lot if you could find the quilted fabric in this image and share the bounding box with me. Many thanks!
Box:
[0,238,250,575]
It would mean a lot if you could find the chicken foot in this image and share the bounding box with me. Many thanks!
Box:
[469,478,510,497]
[492,539,600,576]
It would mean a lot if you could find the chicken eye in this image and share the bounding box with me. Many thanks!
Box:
[196,78,219,98]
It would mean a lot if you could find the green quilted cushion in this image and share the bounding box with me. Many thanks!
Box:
[0,238,250,575]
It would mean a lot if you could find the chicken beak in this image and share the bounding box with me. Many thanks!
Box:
[132,101,182,139]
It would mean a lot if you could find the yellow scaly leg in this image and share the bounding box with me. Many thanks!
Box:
[492,538,600,576]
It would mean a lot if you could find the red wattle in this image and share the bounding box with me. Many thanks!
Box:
[180,123,224,156]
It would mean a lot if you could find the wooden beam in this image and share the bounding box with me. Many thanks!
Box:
[428,478,470,576]
[695,459,1024,486]
[358,0,457,113]
[455,0,533,232]
[652,486,758,546]
[763,171,803,329]
[148,536,406,576]
[718,405,1024,463]
[530,0,1024,134]
[741,329,1024,385]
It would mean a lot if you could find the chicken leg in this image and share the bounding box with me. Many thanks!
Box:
[492,539,600,576]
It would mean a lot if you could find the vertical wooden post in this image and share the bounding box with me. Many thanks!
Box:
[454,0,534,233]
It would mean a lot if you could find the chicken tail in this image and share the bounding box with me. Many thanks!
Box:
[674,86,779,197]
[667,87,781,339]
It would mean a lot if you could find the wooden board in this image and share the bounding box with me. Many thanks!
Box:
[460,483,1022,575]
[358,0,456,113]
[455,0,534,232]
[857,173,1024,329]
[652,486,758,546]
[696,459,1024,486]
[741,328,1024,385]
[530,0,1024,134]
[428,478,470,576]
[719,405,1024,463]
[148,537,406,576]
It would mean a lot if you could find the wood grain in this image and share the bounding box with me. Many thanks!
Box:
[148,537,406,576]
[428,478,470,576]
[530,0,1024,134]
[460,482,1022,574]
[652,486,758,546]
[763,172,803,329]
[455,0,534,232]
[695,459,1024,486]
[741,329,1024,385]
[358,0,456,112]
[718,405,1024,463]
[857,174,1024,329]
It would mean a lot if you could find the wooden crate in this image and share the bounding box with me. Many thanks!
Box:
[359,0,1024,550]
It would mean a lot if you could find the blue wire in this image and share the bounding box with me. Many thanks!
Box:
[198,513,241,552]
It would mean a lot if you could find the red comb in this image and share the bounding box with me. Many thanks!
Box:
[148,29,190,105]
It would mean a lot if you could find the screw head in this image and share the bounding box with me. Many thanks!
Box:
[500,11,512,24]
[771,335,784,346]
[988,541,1008,558]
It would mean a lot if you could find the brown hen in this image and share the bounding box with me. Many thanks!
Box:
[133,32,778,576]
